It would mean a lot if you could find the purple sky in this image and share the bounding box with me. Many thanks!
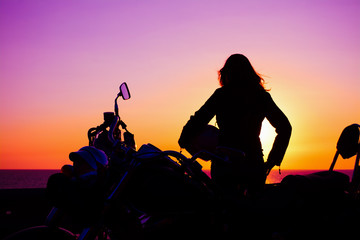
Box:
[1,0,359,169]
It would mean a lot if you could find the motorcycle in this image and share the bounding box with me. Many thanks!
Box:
[4,82,360,240]
[4,83,224,240]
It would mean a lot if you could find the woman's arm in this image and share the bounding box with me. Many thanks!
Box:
[178,89,219,149]
[264,93,292,169]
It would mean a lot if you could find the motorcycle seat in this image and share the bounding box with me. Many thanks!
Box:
[281,170,350,195]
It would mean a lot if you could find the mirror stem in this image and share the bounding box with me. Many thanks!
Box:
[114,96,120,117]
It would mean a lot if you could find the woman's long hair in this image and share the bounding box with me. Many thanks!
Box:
[218,54,267,91]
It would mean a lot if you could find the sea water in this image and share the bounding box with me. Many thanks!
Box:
[0,169,353,189]
[0,170,59,189]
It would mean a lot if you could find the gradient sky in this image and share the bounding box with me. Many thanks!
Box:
[1,0,359,170]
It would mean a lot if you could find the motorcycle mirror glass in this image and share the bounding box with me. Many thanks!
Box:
[119,82,131,100]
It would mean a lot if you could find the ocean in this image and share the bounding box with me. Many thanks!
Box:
[0,170,59,189]
[0,169,353,189]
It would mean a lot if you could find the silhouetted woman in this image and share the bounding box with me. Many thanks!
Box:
[179,54,292,197]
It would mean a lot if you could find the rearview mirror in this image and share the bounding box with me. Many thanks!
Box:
[119,82,131,100]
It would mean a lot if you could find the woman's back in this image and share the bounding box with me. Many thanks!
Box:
[195,86,268,158]
[214,86,267,155]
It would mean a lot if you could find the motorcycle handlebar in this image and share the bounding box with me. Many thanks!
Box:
[162,150,189,162]
[154,150,226,164]
[190,150,228,163]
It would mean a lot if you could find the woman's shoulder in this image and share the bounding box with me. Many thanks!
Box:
[262,89,271,98]
[216,85,239,94]
[212,87,227,97]
[214,86,225,93]
[259,90,274,106]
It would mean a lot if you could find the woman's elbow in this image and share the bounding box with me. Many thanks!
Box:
[277,118,292,138]
[284,119,292,138]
